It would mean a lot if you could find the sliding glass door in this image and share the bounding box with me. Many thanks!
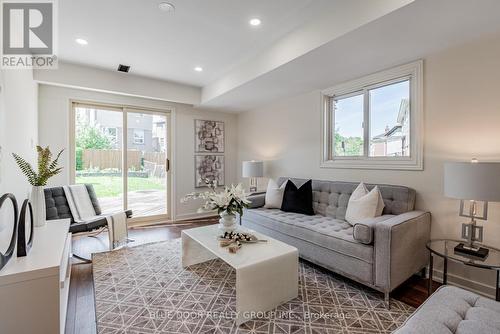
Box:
[72,102,171,221]
[126,111,168,217]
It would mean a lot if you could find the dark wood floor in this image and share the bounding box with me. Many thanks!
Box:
[65,219,438,334]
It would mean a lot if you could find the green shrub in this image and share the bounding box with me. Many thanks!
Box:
[76,147,83,171]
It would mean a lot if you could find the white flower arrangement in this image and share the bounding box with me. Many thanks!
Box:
[181,178,251,216]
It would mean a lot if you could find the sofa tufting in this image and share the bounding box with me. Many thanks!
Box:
[242,177,431,301]
[394,285,500,334]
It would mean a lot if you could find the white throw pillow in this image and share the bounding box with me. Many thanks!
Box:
[345,183,385,225]
[264,179,287,209]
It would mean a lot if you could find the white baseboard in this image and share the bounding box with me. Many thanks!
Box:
[174,211,218,221]
[431,268,496,299]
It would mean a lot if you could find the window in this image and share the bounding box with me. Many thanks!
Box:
[133,129,145,144]
[322,61,423,170]
[333,93,364,157]
[103,127,117,144]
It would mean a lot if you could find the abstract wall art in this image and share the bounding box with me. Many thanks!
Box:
[195,155,225,188]
[195,120,224,153]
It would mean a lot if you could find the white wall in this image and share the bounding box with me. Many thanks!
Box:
[34,62,201,106]
[0,70,38,201]
[38,84,237,220]
[0,71,5,198]
[237,33,500,296]
[0,69,38,243]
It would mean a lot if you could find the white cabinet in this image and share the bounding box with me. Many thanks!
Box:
[0,219,71,334]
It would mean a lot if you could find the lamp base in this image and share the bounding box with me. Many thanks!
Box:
[454,243,489,259]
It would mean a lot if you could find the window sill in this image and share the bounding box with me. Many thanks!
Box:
[320,158,423,171]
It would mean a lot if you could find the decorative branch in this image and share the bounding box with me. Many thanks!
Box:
[12,146,64,186]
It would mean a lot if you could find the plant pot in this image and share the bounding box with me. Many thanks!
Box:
[219,211,237,232]
[31,186,46,227]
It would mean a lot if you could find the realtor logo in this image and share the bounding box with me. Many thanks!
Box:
[1,0,57,69]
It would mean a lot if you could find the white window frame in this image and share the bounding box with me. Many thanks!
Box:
[321,60,423,170]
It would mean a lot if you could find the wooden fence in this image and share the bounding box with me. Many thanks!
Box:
[82,149,166,171]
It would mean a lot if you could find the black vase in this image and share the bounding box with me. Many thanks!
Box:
[0,193,19,271]
[17,199,34,257]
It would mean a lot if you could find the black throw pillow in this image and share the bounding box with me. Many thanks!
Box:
[281,179,314,215]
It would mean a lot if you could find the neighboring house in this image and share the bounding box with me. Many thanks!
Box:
[77,108,162,152]
[370,99,410,157]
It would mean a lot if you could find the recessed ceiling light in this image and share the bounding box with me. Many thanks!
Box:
[249,18,261,26]
[75,38,88,45]
[158,2,175,12]
[194,66,203,72]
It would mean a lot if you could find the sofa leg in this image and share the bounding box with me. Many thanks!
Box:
[384,292,390,309]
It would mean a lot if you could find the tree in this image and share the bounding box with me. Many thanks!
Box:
[75,125,112,171]
[76,125,112,150]
[334,130,363,156]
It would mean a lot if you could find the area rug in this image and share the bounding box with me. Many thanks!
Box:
[92,240,414,334]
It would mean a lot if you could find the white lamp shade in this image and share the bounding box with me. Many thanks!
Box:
[444,162,500,202]
[242,160,263,178]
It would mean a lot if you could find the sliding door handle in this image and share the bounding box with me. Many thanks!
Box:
[166,158,170,172]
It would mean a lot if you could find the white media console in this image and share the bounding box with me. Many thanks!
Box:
[0,219,72,334]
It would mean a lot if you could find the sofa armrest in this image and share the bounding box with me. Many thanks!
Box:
[247,193,266,208]
[374,211,431,293]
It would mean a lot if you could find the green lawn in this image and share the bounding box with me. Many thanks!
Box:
[76,176,164,198]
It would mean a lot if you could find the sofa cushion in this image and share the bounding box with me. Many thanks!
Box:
[352,215,394,244]
[281,179,314,215]
[277,177,416,220]
[345,183,385,224]
[394,285,500,334]
[245,208,374,263]
[264,179,287,209]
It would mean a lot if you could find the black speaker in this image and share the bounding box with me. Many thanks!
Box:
[17,199,34,257]
[0,193,19,271]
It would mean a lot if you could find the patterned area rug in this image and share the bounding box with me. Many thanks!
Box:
[93,240,414,334]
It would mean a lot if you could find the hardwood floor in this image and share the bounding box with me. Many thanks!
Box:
[65,219,437,334]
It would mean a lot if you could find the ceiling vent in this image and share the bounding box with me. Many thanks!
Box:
[117,64,130,73]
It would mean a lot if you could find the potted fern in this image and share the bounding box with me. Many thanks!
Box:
[13,146,64,227]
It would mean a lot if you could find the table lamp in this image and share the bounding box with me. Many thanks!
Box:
[444,160,500,258]
[242,160,263,193]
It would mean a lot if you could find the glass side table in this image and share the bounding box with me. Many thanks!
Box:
[427,239,500,300]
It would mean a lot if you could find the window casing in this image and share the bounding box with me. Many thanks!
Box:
[321,60,423,170]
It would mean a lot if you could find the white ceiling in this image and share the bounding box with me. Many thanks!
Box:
[57,0,500,112]
[200,0,500,111]
[59,0,332,86]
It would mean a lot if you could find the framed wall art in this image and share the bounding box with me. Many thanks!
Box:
[195,155,225,188]
[195,120,224,153]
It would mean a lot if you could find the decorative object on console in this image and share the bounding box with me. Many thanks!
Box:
[281,179,314,215]
[242,160,263,192]
[0,193,18,271]
[195,155,224,188]
[12,146,64,227]
[181,181,250,232]
[16,199,34,257]
[194,119,224,153]
[345,182,385,224]
[444,160,500,258]
[264,178,288,208]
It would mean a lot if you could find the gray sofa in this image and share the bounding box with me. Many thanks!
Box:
[395,285,500,333]
[242,177,431,301]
